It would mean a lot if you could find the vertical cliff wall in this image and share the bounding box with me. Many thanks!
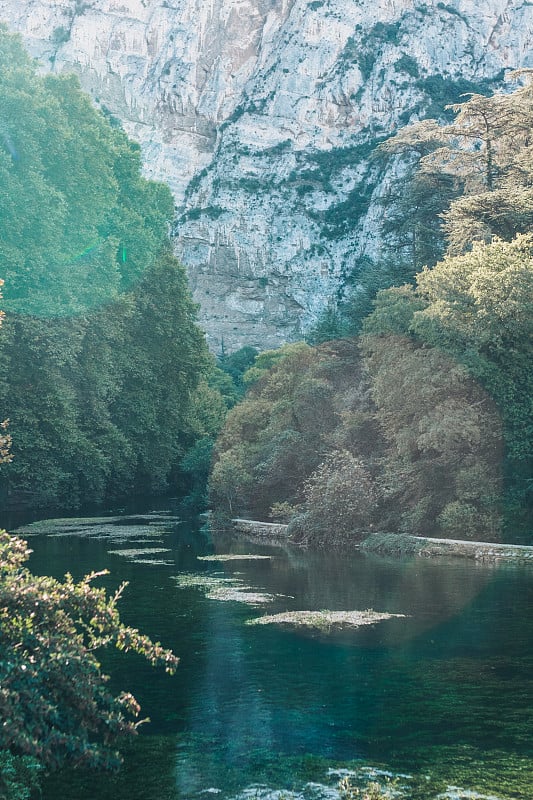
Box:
[1,0,532,350]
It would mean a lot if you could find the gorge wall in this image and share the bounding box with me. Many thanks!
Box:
[1,0,532,351]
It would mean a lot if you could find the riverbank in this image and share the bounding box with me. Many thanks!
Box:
[232,518,289,540]
[361,532,533,563]
[231,519,533,563]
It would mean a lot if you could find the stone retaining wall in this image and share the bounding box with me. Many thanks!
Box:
[232,518,289,540]
[362,533,533,563]
[232,519,533,563]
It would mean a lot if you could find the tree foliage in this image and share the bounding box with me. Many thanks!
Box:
[0,29,211,509]
[0,531,178,774]
[210,84,533,542]
[325,76,533,340]
[288,450,379,546]
[361,333,503,538]
[361,234,533,530]
[210,332,504,543]
[269,79,533,541]
[0,749,41,800]
[210,341,373,540]
[380,74,533,256]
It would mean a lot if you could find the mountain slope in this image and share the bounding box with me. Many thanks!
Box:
[1,0,532,349]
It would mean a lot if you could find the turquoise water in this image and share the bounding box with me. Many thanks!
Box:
[17,509,533,799]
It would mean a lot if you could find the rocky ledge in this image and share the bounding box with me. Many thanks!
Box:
[2,0,533,350]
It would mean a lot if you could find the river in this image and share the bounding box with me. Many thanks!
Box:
[12,504,533,800]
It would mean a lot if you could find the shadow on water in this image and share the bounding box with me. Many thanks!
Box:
[13,510,533,799]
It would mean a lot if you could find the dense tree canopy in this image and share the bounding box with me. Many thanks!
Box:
[210,335,504,543]
[0,28,211,509]
[0,27,171,318]
[211,81,533,544]
[365,235,532,522]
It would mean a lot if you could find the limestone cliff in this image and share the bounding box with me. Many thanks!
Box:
[0,0,532,350]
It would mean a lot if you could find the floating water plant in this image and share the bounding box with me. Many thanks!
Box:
[227,768,507,800]
[15,513,179,538]
[107,548,172,558]
[173,574,236,589]
[437,790,504,800]
[197,554,273,562]
[48,525,165,541]
[15,516,173,546]
[172,573,278,605]
[207,587,276,604]
[15,516,124,534]
[246,610,408,631]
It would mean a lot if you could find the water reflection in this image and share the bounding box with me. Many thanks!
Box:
[17,513,533,799]
[175,600,277,795]
[208,536,496,644]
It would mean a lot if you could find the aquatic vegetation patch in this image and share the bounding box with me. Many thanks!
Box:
[122,513,180,522]
[15,517,171,545]
[48,524,165,540]
[15,514,179,538]
[172,574,237,589]
[197,554,274,562]
[207,587,276,604]
[336,770,509,800]
[231,784,337,800]
[338,772,401,799]
[15,516,124,534]
[228,770,509,800]
[230,770,405,800]
[246,610,408,631]
[101,537,167,548]
[108,548,172,558]
[172,573,278,605]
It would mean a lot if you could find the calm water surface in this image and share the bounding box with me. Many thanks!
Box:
[15,507,533,799]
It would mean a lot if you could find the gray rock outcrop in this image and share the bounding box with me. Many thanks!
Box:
[1,0,532,349]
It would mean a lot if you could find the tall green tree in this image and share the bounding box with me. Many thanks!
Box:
[380,76,533,255]
[361,331,503,538]
[364,235,533,530]
[209,339,384,530]
[0,28,210,508]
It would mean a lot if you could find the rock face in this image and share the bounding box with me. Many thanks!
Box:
[1,0,532,350]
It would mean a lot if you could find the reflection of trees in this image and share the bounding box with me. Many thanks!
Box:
[176,540,504,785]
[175,599,275,794]
[229,543,493,645]
[359,570,533,771]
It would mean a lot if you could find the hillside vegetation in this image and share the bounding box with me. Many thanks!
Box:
[0,28,219,510]
[210,78,533,544]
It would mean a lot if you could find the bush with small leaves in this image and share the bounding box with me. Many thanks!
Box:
[0,531,178,773]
